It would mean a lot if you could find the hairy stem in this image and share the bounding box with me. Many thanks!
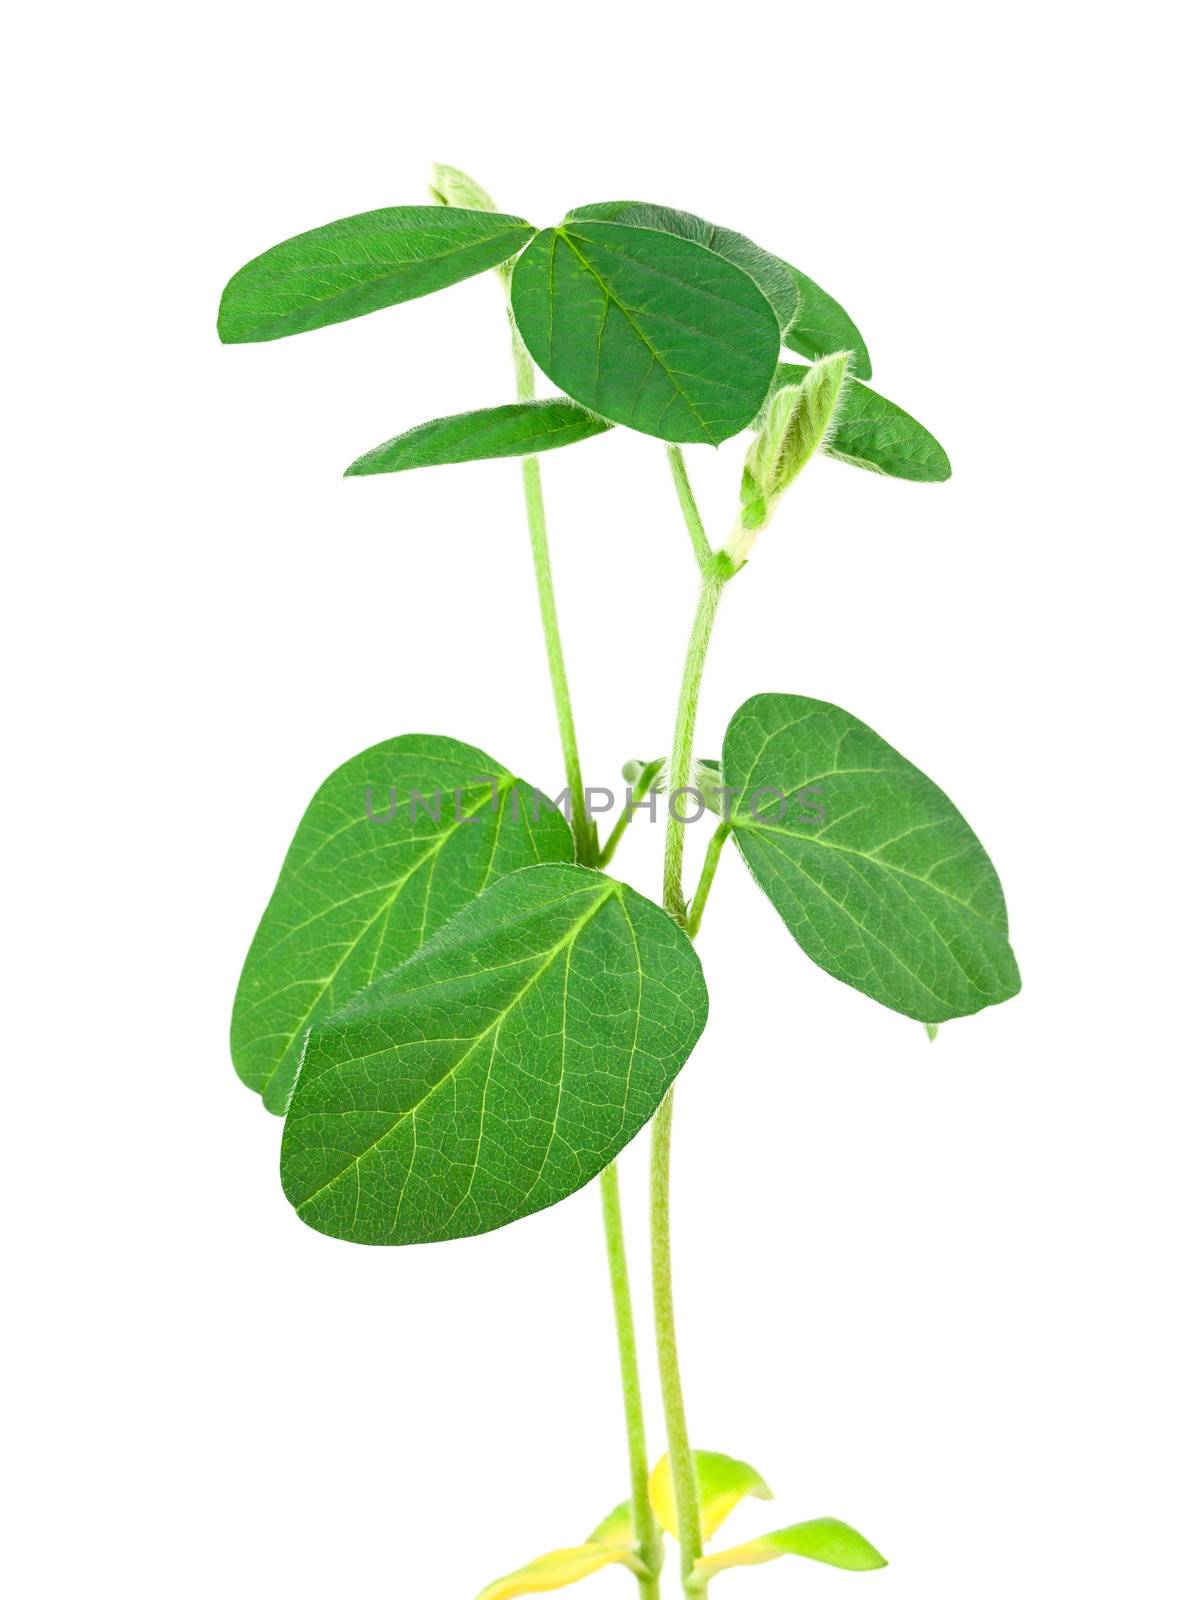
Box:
[511,319,597,866]
[601,1164,664,1595]
[667,446,713,572]
[663,570,727,919]
[653,558,731,1594]
[507,308,659,1593]
[687,822,730,937]
[599,758,664,869]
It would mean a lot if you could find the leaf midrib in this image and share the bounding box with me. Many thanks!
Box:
[293,880,622,1214]
[555,230,716,440]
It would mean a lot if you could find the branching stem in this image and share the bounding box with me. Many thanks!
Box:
[667,446,713,572]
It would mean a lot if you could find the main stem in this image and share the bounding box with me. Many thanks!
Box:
[602,1165,663,1598]
[508,310,661,1592]
[653,564,729,1594]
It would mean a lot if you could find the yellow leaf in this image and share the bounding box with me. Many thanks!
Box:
[476,1542,631,1600]
[648,1450,773,1543]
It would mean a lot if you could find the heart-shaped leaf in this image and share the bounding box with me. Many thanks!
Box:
[722,695,1020,1022]
[475,1542,637,1600]
[218,206,534,343]
[773,364,950,481]
[231,735,573,1114]
[694,1517,887,1579]
[566,200,870,378]
[649,1451,773,1543]
[345,400,611,476]
[510,221,781,445]
[280,863,709,1244]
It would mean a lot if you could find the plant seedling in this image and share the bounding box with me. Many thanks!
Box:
[219,164,1020,1598]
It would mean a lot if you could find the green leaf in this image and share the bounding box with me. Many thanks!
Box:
[429,162,497,213]
[218,206,534,343]
[782,266,873,379]
[567,201,799,333]
[585,1501,636,1549]
[280,863,709,1244]
[566,200,870,377]
[475,1543,635,1600]
[231,735,573,1114]
[773,364,950,482]
[721,694,1021,1022]
[510,221,781,445]
[694,1517,887,1580]
[345,400,611,476]
[649,1451,773,1543]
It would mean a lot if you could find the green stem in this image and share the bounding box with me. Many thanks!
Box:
[663,569,727,920]
[601,1164,664,1595]
[511,319,597,867]
[506,306,657,1594]
[687,822,730,937]
[667,446,713,572]
[653,558,732,1596]
[598,758,663,869]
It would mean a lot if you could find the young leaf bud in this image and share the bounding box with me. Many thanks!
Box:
[429,163,497,213]
[726,351,851,563]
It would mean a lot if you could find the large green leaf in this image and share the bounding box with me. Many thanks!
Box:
[774,364,950,481]
[568,201,799,333]
[345,400,611,476]
[510,221,780,445]
[695,1518,887,1579]
[218,206,534,343]
[280,864,709,1244]
[722,695,1020,1023]
[567,200,870,378]
[231,735,573,1114]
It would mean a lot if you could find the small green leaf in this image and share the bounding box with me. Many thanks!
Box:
[773,364,950,482]
[649,1451,773,1543]
[694,1517,887,1580]
[722,694,1021,1022]
[345,400,611,476]
[218,206,534,343]
[429,162,497,213]
[782,266,873,379]
[586,1500,636,1548]
[231,735,573,1113]
[568,201,799,333]
[510,221,781,445]
[280,863,709,1244]
[566,201,870,377]
[475,1543,635,1600]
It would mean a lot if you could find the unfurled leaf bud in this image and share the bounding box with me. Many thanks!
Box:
[429,163,497,213]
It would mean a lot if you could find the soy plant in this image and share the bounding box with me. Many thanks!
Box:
[220,165,1020,1599]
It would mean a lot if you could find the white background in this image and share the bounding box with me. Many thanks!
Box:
[6,3,1180,1596]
